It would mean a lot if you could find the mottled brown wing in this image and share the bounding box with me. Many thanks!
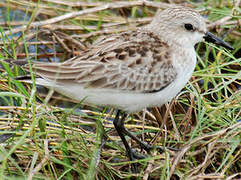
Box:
[77,60,176,93]
[23,30,177,93]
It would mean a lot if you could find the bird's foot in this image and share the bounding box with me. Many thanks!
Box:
[138,140,179,153]
[130,149,146,159]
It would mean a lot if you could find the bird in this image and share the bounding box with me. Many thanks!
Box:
[4,6,233,173]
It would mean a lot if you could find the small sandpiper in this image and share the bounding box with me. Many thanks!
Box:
[4,6,233,173]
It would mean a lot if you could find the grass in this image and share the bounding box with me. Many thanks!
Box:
[0,0,240,179]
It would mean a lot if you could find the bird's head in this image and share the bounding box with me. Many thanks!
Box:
[148,7,233,50]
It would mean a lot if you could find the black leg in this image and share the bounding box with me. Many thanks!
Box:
[113,110,179,172]
[113,110,138,173]
[113,111,159,153]
[123,124,179,153]
[121,128,154,153]
[123,129,179,152]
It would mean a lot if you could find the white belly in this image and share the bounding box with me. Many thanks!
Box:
[53,66,193,112]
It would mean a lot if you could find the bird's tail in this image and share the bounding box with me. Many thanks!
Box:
[1,58,34,81]
[3,58,29,66]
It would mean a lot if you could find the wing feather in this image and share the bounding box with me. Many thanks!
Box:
[20,29,177,93]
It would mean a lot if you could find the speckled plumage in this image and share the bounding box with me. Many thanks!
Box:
[31,30,176,93]
[11,6,232,113]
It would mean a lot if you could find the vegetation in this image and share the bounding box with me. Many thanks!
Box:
[0,0,240,179]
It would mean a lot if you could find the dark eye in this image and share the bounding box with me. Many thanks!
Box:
[184,23,194,31]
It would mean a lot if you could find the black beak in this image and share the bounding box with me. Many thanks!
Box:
[203,31,234,50]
